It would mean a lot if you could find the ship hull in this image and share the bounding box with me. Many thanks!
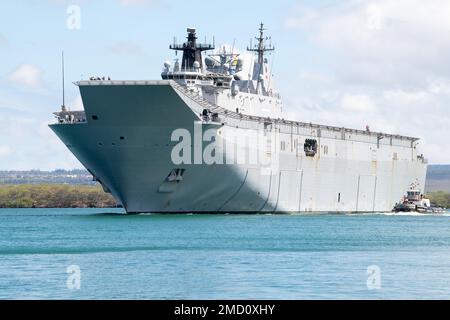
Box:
[50,81,428,214]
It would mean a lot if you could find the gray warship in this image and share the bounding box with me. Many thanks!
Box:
[50,25,428,214]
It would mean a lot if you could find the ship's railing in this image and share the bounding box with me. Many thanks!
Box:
[162,69,203,77]
[76,80,170,86]
[169,81,419,148]
[171,81,220,110]
[53,111,87,125]
[64,80,419,148]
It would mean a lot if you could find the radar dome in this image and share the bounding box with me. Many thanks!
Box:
[193,61,201,69]
[164,61,171,68]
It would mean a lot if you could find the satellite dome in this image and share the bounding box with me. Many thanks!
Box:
[193,61,200,69]
[164,61,171,69]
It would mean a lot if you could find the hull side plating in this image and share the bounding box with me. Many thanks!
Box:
[51,82,427,214]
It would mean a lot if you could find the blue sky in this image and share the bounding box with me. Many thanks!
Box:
[1,0,450,169]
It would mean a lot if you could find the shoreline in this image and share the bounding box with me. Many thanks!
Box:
[0,184,119,209]
[1,184,449,210]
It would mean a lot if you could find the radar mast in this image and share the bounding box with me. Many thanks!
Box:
[170,28,215,70]
[61,51,67,112]
[247,23,274,65]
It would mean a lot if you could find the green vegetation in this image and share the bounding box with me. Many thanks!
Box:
[0,184,118,208]
[427,191,450,209]
[0,183,448,210]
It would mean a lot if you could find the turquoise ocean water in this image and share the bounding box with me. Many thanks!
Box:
[0,208,449,300]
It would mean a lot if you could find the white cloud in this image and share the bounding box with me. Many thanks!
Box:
[382,89,430,109]
[366,4,385,31]
[286,0,450,87]
[283,0,450,164]
[341,93,377,113]
[0,114,82,170]
[8,64,43,89]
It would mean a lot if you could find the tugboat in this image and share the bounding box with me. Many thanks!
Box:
[394,184,444,214]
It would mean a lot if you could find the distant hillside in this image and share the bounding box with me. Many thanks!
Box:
[1,166,449,192]
[426,165,450,192]
[0,170,95,185]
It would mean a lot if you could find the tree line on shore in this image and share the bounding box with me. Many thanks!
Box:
[0,184,449,210]
[427,191,450,209]
[0,184,118,208]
